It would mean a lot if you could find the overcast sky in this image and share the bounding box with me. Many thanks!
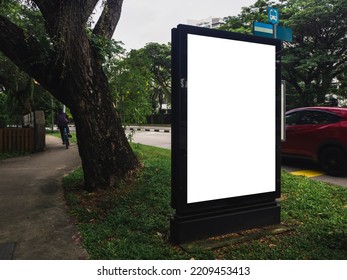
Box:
[95,0,257,50]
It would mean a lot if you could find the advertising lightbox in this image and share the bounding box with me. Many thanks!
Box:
[187,33,276,204]
[171,25,281,243]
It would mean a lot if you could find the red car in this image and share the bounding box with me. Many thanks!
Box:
[281,107,347,176]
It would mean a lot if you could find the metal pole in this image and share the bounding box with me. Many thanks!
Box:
[281,80,286,142]
[51,96,54,132]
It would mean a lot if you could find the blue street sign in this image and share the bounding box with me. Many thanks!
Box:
[276,25,293,42]
[253,22,273,38]
[268,7,279,24]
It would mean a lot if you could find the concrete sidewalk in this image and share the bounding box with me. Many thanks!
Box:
[0,135,87,260]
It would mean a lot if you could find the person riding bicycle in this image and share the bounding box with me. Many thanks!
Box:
[56,108,70,144]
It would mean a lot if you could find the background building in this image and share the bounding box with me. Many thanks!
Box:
[187,17,225,29]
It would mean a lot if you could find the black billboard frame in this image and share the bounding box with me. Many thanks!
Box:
[171,24,282,244]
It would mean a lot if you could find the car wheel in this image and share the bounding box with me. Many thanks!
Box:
[319,147,347,176]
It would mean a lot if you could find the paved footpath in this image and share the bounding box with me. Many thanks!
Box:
[0,135,87,260]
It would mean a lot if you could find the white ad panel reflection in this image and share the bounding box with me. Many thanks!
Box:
[187,34,276,204]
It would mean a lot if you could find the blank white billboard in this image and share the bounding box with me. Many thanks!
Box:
[187,34,276,204]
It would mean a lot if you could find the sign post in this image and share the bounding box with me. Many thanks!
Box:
[171,24,281,244]
[253,8,292,42]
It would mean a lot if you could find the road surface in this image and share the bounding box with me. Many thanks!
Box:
[127,129,171,150]
[126,128,347,188]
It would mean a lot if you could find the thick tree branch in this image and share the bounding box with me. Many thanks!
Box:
[0,15,50,87]
[31,0,55,19]
[31,0,99,39]
[93,0,124,39]
[31,0,58,35]
[82,0,101,23]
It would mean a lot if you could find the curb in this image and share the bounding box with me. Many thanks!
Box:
[126,126,171,133]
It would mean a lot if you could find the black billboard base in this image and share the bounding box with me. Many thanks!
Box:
[170,202,280,244]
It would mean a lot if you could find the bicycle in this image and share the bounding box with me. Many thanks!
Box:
[62,126,70,149]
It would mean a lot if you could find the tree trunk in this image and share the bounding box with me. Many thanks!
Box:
[50,24,139,192]
[72,95,138,192]
[52,1,139,191]
[51,52,139,191]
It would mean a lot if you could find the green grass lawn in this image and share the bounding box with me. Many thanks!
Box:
[62,143,347,260]
[0,151,30,160]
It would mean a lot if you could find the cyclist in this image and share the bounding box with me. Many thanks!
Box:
[56,108,70,144]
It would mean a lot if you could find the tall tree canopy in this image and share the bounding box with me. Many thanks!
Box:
[0,0,48,125]
[221,0,347,107]
[141,43,171,115]
[281,0,347,106]
[106,43,153,125]
[104,42,171,125]
[0,0,139,191]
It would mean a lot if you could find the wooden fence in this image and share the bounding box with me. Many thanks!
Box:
[0,128,35,153]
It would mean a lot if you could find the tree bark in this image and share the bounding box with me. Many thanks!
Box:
[57,30,139,191]
[93,0,124,39]
[0,1,139,191]
[70,84,139,191]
